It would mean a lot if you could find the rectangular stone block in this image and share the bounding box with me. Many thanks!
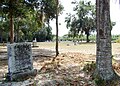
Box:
[7,43,35,80]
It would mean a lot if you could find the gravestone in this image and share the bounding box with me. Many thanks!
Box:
[7,43,36,81]
[32,38,38,47]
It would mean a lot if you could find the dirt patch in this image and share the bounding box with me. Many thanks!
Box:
[33,52,96,86]
[0,51,96,85]
[0,43,120,85]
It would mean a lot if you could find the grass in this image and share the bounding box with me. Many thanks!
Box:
[0,42,120,55]
[36,42,120,55]
[37,41,96,54]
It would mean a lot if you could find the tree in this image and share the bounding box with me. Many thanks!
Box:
[40,0,56,27]
[83,16,96,42]
[0,13,9,42]
[35,26,53,42]
[46,26,53,41]
[65,0,95,43]
[65,14,80,44]
[36,0,63,57]
[0,0,37,43]
[35,27,47,42]
[37,0,59,56]
[0,0,23,43]
[55,0,59,57]
[96,0,117,80]
[9,0,14,43]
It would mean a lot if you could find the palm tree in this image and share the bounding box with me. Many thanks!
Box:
[96,0,117,80]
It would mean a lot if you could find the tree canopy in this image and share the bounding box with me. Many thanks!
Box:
[0,0,63,43]
[65,0,96,42]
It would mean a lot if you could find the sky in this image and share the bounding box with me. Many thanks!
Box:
[50,0,120,36]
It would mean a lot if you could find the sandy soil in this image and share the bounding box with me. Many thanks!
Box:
[0,42,120,85]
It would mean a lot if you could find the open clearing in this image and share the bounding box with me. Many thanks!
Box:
[0,42,120,55]
[35,42,120,55]
[0,42,120,85]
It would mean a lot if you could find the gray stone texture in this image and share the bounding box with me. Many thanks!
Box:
[7,43,36,80]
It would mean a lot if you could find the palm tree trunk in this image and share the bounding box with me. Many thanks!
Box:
[96,0,115,80]
[9,0,14,43]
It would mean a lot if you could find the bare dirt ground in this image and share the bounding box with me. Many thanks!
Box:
[0,42,120,86]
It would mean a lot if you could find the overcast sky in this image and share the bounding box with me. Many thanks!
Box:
[50,0,120,36]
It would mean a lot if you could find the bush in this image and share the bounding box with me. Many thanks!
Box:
[83,61,96,73]
[94,75,106,86]
[115,37,120,43]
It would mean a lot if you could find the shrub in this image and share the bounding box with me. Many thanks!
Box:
[83,61,96,73]
[115,37,120,43]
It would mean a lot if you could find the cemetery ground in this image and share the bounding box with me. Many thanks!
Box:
[0,42,120,86]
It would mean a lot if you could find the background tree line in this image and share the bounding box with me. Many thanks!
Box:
[65,0,116,43]
[0,0,116,43]
[0,0,63,43]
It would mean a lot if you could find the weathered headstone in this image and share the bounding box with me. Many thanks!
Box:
[7,43,36,81]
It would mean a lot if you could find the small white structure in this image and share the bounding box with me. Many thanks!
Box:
[32,38,37,47]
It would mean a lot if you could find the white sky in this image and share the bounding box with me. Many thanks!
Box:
[50,0,120,36]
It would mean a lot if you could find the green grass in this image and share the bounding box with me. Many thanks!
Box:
[0,42,120,55]
[36,42,120,55]
[37,41,96,54]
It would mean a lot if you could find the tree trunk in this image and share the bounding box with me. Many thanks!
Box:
[47,19,50,29]
[86,33,90,43]
[0,30,2,43]
[16,26,19,43]
[96,0,115,80]
[55,0,59,57]
[9,0,14,43]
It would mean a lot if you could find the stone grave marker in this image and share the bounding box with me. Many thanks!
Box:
[7,43,36,81]
[32,38,38,47]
